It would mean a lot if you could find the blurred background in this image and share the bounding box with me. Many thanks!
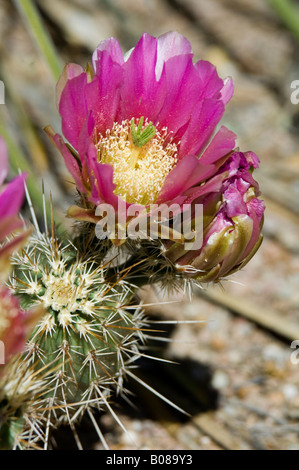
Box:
[1,0,299,450]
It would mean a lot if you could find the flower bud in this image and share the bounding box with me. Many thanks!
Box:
[164,151,265,282]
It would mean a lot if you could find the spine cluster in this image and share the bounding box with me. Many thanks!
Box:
[1,232,150,448]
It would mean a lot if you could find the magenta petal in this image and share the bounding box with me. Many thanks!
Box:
[179,98,225,158]
[244,151,260,169]
[187,162,227,193]
[92,37,124,72]
[86,53,123,136]
[89,162,119,209]
[158,58,233,151]
[200,125,236,165]
[118,33,167,122]
[59,72,88,149]
[224,184,248,217]
[77,111,95,155]
[156,154,212,203]
[85,143,119,208]
[156,55,200,134]
[195,60,225,100]
[52,133,85,193]
[155,31,192,80]
[0,174,26,219]
[56,63,84,110]
[219,77,234,105]
[0,135,9,186]
[183,173,228,205]
[248,197,265,222]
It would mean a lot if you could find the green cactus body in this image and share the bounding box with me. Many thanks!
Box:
[7,234,147,442]
[0,355,49,449]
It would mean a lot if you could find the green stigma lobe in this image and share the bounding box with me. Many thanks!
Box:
[130,117,156,147]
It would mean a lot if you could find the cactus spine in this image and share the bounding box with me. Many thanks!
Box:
[3,231,149,448]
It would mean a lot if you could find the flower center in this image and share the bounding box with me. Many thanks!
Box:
[96,118,178,205]
[42,273,78,314]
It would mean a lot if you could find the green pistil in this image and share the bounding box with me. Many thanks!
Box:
[130,117,156,147]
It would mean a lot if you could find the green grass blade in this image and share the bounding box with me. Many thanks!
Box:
[267,0,299,43]
[14,0,62,81]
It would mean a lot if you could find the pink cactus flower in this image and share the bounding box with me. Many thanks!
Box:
[46,32,235,216]
[0,135,28,280]
[0,286,43,366]
[0,136,26,237]
[0,136,38,366]
[0,286,27,364]
[46,31,264,280]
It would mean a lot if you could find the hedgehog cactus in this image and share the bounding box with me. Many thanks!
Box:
[0,31,266,450]
[6,232,148,445]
